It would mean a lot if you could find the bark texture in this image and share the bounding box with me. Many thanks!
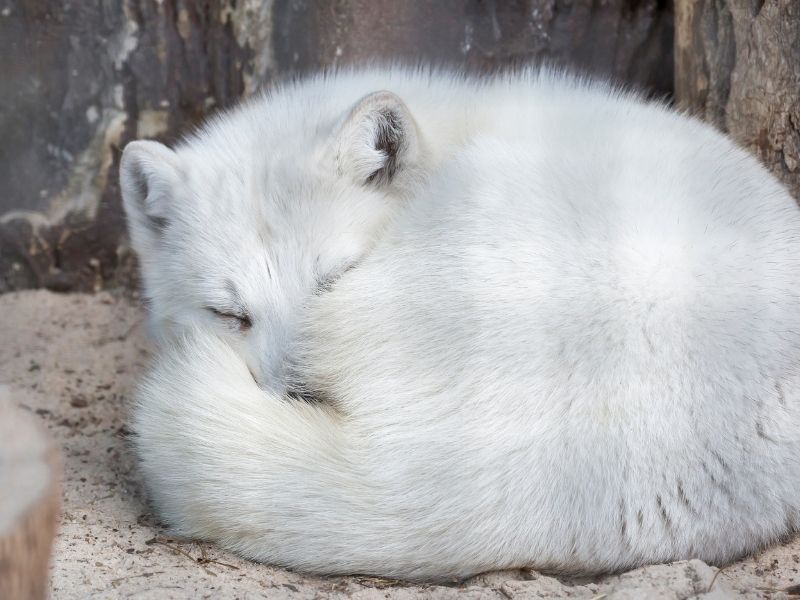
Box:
[273,0,673,89]
[0,0,673,292]
[675,0,800,201]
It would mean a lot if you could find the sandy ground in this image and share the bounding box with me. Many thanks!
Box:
[1,289,800,599]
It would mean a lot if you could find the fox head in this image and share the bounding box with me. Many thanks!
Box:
[120,85,425,396]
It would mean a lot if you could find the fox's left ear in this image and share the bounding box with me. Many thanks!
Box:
[335,91,423,189]
[120,140,183,258]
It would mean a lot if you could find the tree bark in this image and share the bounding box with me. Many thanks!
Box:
[675,0,800,201]
[273,0,674,94]
[0,391,60,600]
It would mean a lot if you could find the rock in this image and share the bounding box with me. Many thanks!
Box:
[0,386,61,600]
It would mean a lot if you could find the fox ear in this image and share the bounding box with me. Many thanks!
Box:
[120,140,182,256]
[335,91,422,188]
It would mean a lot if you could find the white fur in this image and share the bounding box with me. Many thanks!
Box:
[123,66,800,581]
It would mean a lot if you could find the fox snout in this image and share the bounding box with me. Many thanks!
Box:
[240,325,293,398]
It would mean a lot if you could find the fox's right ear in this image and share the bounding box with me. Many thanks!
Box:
[120,140,182,256]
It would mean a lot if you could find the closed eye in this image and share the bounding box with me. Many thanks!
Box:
[207,306,253,332]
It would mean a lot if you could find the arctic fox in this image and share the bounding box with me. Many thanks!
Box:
[121,67,800,581]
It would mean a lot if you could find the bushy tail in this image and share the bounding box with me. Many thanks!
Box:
[131,329,382,574]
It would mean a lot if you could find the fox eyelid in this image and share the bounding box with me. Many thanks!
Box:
[207,306,253,332]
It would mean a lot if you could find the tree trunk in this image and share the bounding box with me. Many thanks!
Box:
[0,391,60,600]
[674,0,800,201]
[273,0,674,93]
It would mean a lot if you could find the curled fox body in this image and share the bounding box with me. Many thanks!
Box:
[121,67,800,581]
